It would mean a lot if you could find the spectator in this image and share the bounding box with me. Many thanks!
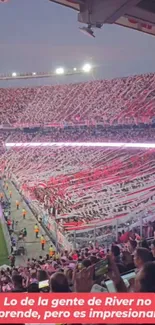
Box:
[37,269,50,292]
[128,240,137,255]
[82,259,92,268]
[50,272,70,292]
[111,245,121,263]
[141,239,150,250]
[12,274,26,292]
[135,262,155,292]
[9,255,15,268]
[151,240,155,259]
[27,283,40,292]
[122,251,135,271]
[133,247,153,271]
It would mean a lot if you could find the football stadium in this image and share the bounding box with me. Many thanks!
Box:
[0,0,155,296]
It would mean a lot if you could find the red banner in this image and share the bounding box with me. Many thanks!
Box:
[0,293,155,323]
[116,17,155,36]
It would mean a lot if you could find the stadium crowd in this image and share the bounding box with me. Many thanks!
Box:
[0,122,155,248]
[2,144,155,228]
[1,233,155,294]
[1,123,155,143]
[0,73,155,127]
[0,72,155,299]
[1,191,155,295]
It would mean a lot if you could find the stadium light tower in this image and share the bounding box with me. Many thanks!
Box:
[82,63,92,73]
[55,67,65,75]
[12,72,17,77]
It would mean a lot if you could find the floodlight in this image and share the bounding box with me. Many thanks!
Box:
[55,67,65,75]
[12,72,17,77]
[73,67,77,71]
[32,72,36,75]
[82,63,92,73]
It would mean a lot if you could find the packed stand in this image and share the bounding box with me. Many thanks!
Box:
[0,73,155,127]
[1,123,155,143]
[1,188,155,295]
[1,236,155,295]
[0,73,155,250]
[1,141,155,249]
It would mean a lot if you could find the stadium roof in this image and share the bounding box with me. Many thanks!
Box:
[49,0,155,36]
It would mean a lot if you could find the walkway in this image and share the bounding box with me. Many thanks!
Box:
[2,180,51,264]
[0,204,8,265]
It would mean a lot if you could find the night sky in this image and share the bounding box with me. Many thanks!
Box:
[0,0,155,87]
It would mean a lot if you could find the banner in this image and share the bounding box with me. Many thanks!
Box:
[117,17,155,36]
[1,293,155,323]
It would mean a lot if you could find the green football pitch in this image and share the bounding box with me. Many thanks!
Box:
[0,223,9,265]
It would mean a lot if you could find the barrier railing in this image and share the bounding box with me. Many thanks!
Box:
[7,175,155,251]
[11,177,72,251]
